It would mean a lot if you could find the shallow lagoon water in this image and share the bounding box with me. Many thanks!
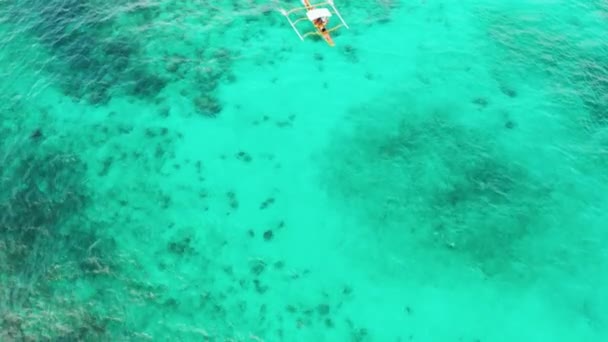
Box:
[1,0,607,340]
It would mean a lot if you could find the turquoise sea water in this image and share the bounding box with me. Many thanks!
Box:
[1,0,608,340]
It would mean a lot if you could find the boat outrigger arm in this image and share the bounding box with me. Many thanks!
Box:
[279,0,349,45]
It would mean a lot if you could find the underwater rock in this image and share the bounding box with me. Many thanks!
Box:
[227,191,238,209]
[165,59,181,73]
[260,198,275,210]
[98,156,113,176]
[30,128,43,140]
[159,107,170,118]
[253,279,268,294]
[236,151,252,162]
[276,119,292,128]
[342,45,359,63]
[130,73,168,98]
[167,236,194,255]
[472,97,489,108]
[250,260,266,276]
[500,84,517,98]
[194,95,222,117]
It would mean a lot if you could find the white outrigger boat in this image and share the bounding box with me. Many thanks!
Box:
[279,0,349,47]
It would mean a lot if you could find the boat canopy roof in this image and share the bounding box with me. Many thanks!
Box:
[306,8,332,21]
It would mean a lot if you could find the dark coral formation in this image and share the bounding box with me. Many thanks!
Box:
[263,229,274,241]
[194,94,223,117]
[3,0,166,105]
[190,49,236,117]
[1,152,86,260]
[260,197,275,210]
[340,44,359,63]
[227,191,239,209]
[236,151,252,162]
[0,141,120,340]
[323,102,556,279]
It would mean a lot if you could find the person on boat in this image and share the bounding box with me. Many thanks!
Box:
[314,16,329,32]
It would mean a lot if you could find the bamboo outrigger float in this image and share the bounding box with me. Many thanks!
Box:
[279,0,349,47]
